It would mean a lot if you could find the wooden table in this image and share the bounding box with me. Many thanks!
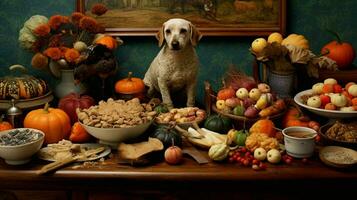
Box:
[0,150,356,200]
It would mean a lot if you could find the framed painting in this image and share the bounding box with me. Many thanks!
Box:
[77,0,286,36]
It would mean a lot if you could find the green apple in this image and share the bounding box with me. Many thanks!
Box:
[233,105,245,116]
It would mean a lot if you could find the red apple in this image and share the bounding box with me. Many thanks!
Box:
[243,98,256,109]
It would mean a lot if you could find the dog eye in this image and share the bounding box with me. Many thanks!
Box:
[165,29,171,34]
[180,29,187,34]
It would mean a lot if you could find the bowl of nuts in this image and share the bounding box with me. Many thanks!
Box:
[77,98,157,149]
[154,107,206,130]
[0,128,45,165]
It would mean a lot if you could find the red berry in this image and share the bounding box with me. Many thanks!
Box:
[252,159,260,165]
[243,159,250,166]
[285,158,293,165]
[241,147,247,153]
[302,158,309,164]
[259,162,267,170]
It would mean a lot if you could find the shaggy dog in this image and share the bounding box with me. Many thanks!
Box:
[144,18,202,109]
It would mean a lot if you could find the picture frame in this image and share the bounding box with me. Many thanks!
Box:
[77,0,286,36]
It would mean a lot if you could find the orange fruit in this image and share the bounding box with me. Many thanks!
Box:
[322,84,334,94]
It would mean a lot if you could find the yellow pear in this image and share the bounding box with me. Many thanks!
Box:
[251,38,267,53]
[268,32,283,44]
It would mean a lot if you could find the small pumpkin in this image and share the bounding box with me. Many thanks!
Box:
[0,65,48,100]
[24,103,71,144]
[282,107,320,131]
[58,93,95,125]
[249,119,276,138]
[0,115,13,131]
[151,125,182,149]
[164,145,183,165]
[203,114,232,134]
[321,32,355,69]
[217,87,235,100]
[69,122,92,143]
[208,143,230,161]
[115,72,145,94]
[281,33,309,49]
[95,36,118,50]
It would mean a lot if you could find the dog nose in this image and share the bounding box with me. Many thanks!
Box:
[171,41,180,50]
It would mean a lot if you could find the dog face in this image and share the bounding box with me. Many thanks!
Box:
[157,18,202,50]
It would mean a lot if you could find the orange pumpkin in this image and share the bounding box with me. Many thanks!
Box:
[282,106,320,131]
[249,119,276,137]
[69,122,92,143]
[115,72,145,94]
[321,32,355,69]
[24,103,71,144]
[0,115,13,131]
[95,36,118,50]
[217,87,235,100]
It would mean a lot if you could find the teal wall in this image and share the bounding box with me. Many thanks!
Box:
[1,0,356,105]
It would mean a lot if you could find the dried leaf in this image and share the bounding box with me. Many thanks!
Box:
[285,44,315,64]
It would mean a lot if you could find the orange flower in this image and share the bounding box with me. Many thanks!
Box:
[33,24,51,37]
[43,47,62,60]
[91,3,108,16]
[60,47,69,57]
[64,48,80,63]
[48,34,63,47]
[71,12,85,24]
[79,16,98,33]
[48,15,70,30]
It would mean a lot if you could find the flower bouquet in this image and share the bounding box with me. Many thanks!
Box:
[18,4,120,78]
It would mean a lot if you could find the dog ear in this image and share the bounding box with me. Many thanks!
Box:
[190,23,202,47]
[156,24,165,47]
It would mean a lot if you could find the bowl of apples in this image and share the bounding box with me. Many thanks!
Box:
[294,78,357,119]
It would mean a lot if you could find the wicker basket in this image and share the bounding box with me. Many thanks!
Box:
[204,81,286,129]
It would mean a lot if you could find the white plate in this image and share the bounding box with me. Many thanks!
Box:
[38,143,111,162]
[294,89,357,119]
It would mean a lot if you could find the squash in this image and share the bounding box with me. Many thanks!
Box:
[249,119,276,138]
[95,36,118,50]
[217,87,235,100]
[164,145,183,165]
[24,103,71,144]
[203,114,232,134]
[281,34,309,49]
[321,32,355,69]
[0,65,48,100]
[0,115,13,131]
[151,125,182,148]
[282,107,320,131]
[208,143,230,161]
[58,93,95,125]
[69,122,92,143]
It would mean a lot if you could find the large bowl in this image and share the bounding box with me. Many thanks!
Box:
[319,121,357,150]
[80,121,153,149]
[294,89,357,119]
[0,128,44,165]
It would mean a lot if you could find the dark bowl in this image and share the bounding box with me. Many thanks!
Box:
[319,121,357,150]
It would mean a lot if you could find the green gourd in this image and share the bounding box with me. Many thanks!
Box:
[151,125,182,149]
[203,114,232,134]
[208,143,230,161]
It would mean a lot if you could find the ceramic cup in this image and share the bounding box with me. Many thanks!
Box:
[282,126,317,158]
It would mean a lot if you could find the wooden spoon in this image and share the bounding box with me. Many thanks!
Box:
[319,146,357,168]
[37,147,105,175]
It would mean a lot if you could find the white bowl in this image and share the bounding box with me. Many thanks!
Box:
[282,126,317,158]
[80,121,153,149]
[0,128,44,165]
[294,89,357,118]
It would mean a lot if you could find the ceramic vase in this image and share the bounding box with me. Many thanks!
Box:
[267,70,296,98]
[55,69,86,98]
